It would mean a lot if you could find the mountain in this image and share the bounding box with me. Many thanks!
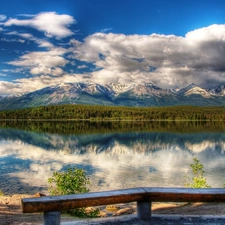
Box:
[178,83,212,98]
[208,84,225,96]
[0,82,225,110]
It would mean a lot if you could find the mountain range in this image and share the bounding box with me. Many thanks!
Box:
[1,82,225,110]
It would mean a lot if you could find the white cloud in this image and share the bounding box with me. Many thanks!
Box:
[0,81,23,95]
[68,25,225,88]
[0,38,25,43]
[30,67,64,77]
[4,12,76,39]
[8,47,69,77]
[37,40,54,48]
[100,28,113,33]
[3,23,225,95]
[17,14,35,17]
[77,65,88,69]
[0,14,6,21]
[0,73,83,95]
[6,31,54,48]
[186,24,225,42]
[7,31,33,39]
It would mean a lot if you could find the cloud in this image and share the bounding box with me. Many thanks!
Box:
[77,65,88,69]
[0,38,25,43]
[0,81,23,95]
[3,23,225,95]
[17,14,35,18]
[0,73,83,95]
[100,28,113,33]
[6,31,33,39]
[4,12,76,39]
[68,25,225,88]
[30,67,64,76]
[8,47,69,76]
[6,31,54,48]
[0,14,6,21]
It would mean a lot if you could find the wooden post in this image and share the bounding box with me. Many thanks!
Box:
[137,201,151,220]
[44,211,61,225]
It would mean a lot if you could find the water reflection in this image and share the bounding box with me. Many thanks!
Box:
[0,121,225,195]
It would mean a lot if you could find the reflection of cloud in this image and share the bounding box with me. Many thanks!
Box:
[0,140,191,193]
[185,141,215,153]
[1,132,225,195]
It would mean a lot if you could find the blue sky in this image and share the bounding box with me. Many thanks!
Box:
[1,0,225,95]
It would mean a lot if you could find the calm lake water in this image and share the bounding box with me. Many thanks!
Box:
[0,121,225,195]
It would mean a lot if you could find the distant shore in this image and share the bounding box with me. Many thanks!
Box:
[1,105,225,121]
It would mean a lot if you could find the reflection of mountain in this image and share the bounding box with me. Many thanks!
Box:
[1,125,225,195]
[1,127,225,155]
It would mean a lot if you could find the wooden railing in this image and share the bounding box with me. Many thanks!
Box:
[21,187,225,225]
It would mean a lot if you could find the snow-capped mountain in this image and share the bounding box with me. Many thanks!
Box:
[1,82,225,110]
[105,83,136,95]
[208,84,225,96]
[178,83,212,98]
[177,83,198,94]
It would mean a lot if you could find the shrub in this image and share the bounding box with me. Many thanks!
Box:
[0,190,3,196]
[184,157,211,188]
[48,166,90,195]
[48,166,99,218]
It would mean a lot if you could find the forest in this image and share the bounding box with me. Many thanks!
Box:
[0,104,224,121]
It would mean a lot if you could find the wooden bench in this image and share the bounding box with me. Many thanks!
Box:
[21,187,225,225]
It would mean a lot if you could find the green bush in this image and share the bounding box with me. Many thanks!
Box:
[184,157,211,188]
[0,190,3,196]
[48,166,90,195]
[48,166,99,218]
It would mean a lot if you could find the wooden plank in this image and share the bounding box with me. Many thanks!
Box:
[22,187,225,213]
[22,187,146,213]
[143,188,225,202]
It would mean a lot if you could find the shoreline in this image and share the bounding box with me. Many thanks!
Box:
[1,193,225,225]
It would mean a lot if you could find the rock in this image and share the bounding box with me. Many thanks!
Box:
[98,211,108,217]
[113,207,135,216]
[33,193,46,197]
[106,205,120,211]
[85,206,97,213]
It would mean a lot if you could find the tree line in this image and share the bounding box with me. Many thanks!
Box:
[0,104,225,121]
[1,120,225,135]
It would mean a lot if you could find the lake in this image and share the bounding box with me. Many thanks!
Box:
[0,120,225,195]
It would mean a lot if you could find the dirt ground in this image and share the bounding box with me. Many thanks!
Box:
[1,194,225,225]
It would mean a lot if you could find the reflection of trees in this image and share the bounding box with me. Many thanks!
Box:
[1,123,225,155]
[1,120,225,134]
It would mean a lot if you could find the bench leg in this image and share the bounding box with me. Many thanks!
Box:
[44,211,61,225]
[137,201,151,220]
